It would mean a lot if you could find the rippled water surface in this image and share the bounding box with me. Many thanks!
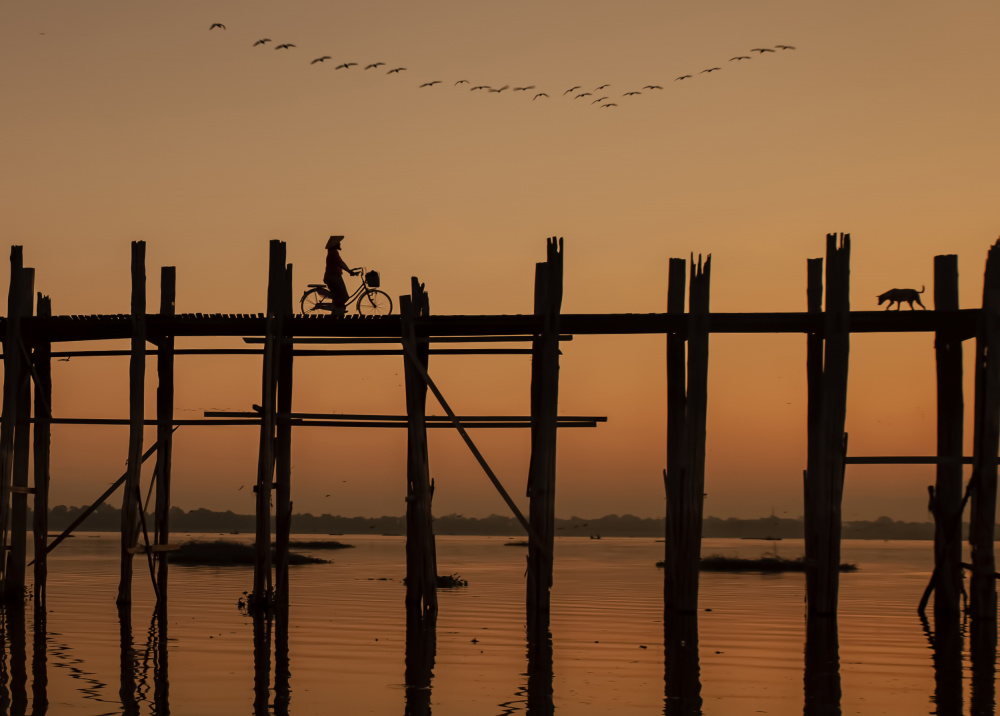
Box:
[0,535,994,714]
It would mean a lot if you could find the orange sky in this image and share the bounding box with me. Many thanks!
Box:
[1,0,998,522]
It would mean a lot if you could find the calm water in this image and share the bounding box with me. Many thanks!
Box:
[0,535,995,715]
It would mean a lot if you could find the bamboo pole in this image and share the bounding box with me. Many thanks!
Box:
[969,238,1000,619]
[0,247,25,595]
[402,278,437,619]
[7,267,34,600]
[155,267,175,604]
[527,238,563,633]
[32,293,52,606]
[932,254,963,617]
[664,257,687,610]
[275,261,294,604]
[118,241,146,605]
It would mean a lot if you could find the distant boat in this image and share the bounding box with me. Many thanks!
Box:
[590,534,601,540]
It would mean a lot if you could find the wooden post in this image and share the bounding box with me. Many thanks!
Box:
[804,257,823,615]
[969,238,1000,620]
[118,241,146,605]
[527,238,563,633]
[663,612,701,714]
[7,267,34,600]
[932,254,963,617]
[402,278,437,619]
[32,293,52,607]
[155,267,175,603]
[253,240,284,606]
[275,261,294,604]
[0,247,25,597]
[805,234,850,616]
[664,257,687,610]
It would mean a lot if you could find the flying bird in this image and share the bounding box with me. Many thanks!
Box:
[253,38,271,46]
[513,85,535,91]
[454,79,469,85]
[700,67,721,73]
[275,43,295,50]
[595,84,610,90]
[601,103,618,108]
[209,23,225,30]
[311,56,332,64]
[563,86,581,95]
[730,56,751,61]
[623,91,641,96]
[644,85,663,90]
[533,93,548,100]
[335,62,358,69]
[365,62,386,69]
[775,44,796,50]
[488,85,509,93]
[387,67,406,73]
[592,96,608,104]
[419,80,441,87]
[674,75,691,81]
[575,92,592,99]
[750,48,776,53]
[470,85,489,91]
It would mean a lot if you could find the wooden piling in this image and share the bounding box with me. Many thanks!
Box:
[932,254,963,617]
[969,239,1000,619]
[118,241,146,605]
[7,267,34,600]
[32,294,52,606]
[275,261,294,604]
[155,267,175,603]
[527,238,563,631]
[664,257,687,610]
[0,247,25,597]
[805,234,850,616]
[402,278,437,619]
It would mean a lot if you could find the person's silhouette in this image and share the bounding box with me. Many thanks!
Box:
[324,236,358,312]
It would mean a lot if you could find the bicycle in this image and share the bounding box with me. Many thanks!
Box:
[300,268,393,316]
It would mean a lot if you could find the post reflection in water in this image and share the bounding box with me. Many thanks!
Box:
[663,611,701,716]
[32,608,48,715]
[404,612,436,716]
[803,615,840,716]
[251,607,291,716]
[525,626,554,716]
[970,616,997,716]
[921,611,962,716]
[118,606,139,716]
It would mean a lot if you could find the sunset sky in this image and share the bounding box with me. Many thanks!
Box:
[2,0,998,524]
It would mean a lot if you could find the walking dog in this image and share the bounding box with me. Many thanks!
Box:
[877,285,926,310]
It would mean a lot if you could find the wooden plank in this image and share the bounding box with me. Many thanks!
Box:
[155,266,175,603]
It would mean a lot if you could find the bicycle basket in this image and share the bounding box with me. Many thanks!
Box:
[365,270,380,288]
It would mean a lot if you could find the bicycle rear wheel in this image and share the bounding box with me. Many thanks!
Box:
[356,289,393,316]
[300,288,327,314]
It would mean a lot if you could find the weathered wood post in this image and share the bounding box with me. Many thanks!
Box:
[0,247,25,599]
[253,240,284,606]
[664,254,711,613]
[32,293,52,606]
[527,237,563,633]
[969,238,1000,620]
[155,267,175,604]
[118,241,146,606]
[804,233,850,616]
[932,254,963,618]
[402,277,437,619]
[7,266,34,601]
[274,260,294,604]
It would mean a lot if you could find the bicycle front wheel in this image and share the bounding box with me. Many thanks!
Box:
[356,289,393,316]
[300,288,326,314]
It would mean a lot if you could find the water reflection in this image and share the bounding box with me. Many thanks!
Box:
[251,607,291,716]
[921,611,962,715]
[525,628,554,716]
[663,611,701,716]
[970,616,996,716]
[803,615,840,716]
[31,608,47,715]
[404,613,436,716]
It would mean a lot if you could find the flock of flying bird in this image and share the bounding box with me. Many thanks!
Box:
[207,23,795,109]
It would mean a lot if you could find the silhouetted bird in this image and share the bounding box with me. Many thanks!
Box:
[700,67,721,73]
[253,38,271,46]
[470,85,489,91]
[365,62,385,69]
[575,92,591,99]
[335,62,357,69]
[750,48,776,53]
[595,84,610,90]
[644,85,663,90]
[513,85,535,91]
[675,75,691,81]
[592,96,608,104]
[57,357,70,362]
[601,103,618,108]
[419,80,441,87]
[775,44,796,50]
[311,56,332,64]
[387,67,406,73]
[564,86,581,95]
[488,85,509,92]
[533,93,548,99]
[275,43,295,50]
[623,91,641,95]
[730,56,751,61]
[455,79,469,84]
[209,23,225,30]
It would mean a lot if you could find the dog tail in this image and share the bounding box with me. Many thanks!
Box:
[919,285,925,293]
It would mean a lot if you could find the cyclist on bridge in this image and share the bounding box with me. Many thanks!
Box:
[324,235,359,311]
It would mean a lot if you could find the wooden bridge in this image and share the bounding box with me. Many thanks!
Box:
[0,234,997,643]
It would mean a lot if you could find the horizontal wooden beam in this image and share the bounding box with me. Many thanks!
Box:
[206,411,607,422]
[845,456,982,465]
[37,417,603,428]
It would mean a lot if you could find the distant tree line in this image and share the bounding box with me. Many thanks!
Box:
[30,505,993,540]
